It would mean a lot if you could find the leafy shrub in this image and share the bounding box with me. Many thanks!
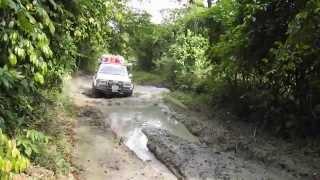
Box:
[168,30,211,91]
[133,70,167,86]
[16,130,49,160]
[0,129,29,179]
[33,144,71,175]
[137,0,320,136]
[16,129,71,174]
[0,0,154,177]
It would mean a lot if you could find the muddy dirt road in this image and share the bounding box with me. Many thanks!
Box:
[70,75,319,180]
[70,75,178,180]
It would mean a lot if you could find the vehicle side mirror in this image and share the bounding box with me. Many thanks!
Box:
[129,74,133,78]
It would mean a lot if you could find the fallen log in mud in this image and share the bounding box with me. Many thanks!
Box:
[143,127,299,180]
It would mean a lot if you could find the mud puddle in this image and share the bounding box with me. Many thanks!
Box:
[106,86,199,161]
[70,75,182,180]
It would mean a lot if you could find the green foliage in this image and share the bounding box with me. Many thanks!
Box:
[36,148,70,175]
[0,0,75,136]
[0,0,132,132]
[75,0,129,73]
[167,30,211,91]
[15,129,71,174]
[0,129,29,179]
[16,130,49,159]
[126,12,174,71]
[132,70,166,86]
[267,0,320,105]
[135,0,320,136]
[0,0,136,176]
[165,91,210,108]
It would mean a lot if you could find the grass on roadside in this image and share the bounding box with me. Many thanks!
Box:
[132,70,167,86]
[163,91,211,111]
[133,71,211,111]
[33,75,76,176]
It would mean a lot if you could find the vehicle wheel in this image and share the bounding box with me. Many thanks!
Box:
[127,91,133,97]
[92,87,100,98]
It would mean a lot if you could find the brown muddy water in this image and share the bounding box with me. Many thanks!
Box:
[70,75,197,180]
[107,86,199,161]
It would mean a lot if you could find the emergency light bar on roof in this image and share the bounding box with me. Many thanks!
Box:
[100,55,125,65]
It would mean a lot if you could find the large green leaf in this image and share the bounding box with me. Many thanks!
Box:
[34,72,44,84]
[17,11,34,33]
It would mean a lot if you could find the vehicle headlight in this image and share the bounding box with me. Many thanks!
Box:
[96,79,107,86]
[124,82,132,88]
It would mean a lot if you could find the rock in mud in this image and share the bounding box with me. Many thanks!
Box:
[143,128,296,180]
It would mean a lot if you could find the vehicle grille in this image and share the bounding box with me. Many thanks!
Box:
[106,80,123,88]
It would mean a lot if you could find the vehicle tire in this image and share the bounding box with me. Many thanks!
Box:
[127,91,133,97]
[92,87,100,98]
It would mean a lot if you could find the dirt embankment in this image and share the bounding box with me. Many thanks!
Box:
[162,98,320,180]
[144,127,301,180]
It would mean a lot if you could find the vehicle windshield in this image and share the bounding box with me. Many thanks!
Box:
[99,65,128,76]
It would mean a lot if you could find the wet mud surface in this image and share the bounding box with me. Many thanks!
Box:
[70,76,176,180]
[167,103,320,180]
[70,75,320,180]
[144,128,299,180]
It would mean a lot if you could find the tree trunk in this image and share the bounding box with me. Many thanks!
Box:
[207,0,212,7]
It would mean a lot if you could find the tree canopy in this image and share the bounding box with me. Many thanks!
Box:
[131,0,320,137]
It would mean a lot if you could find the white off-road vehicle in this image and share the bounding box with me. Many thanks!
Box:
[92,55,134,97]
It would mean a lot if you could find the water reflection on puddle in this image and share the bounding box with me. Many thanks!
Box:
[107,94,198,161]
[125,129,150,161]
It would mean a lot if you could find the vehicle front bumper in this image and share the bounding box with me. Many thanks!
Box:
[94,83,133,95]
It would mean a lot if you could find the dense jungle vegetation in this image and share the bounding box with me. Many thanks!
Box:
[0,0,135,177]
[0,0,319,178]
[133,0,320,138]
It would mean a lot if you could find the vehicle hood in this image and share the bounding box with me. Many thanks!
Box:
[96,73,131,83]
